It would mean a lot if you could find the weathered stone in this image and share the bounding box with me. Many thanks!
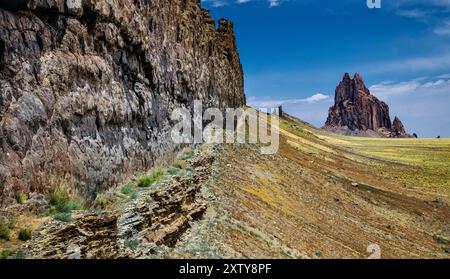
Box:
[0,0,245,207]
[324,73,412,138]
[392,116,406,137]
[25,146,215,259]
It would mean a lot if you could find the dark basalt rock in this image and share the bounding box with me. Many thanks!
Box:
[324,73,412,138]
[0,0,245,207]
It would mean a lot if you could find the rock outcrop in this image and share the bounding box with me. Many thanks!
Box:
[392,116,406,137]
[0,0,245,207]
[25,146,215,259]
[324,73,411,138]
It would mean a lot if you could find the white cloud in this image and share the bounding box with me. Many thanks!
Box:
[370,78,450,99]
[212,0,227,7]
[248,93,331,108]
[435,19,450,35]
[369,77,450,137]
[388,0,450,9]
[305,93,330,103]
[437,73,450,79]
[248,75,450,137]
[396,9,428,19]
[364,52,450,75]
[247,93,333,128]
[202,0,284,7]
[369,80,421,99]
[269,0,280,7]
[201,0,228,7]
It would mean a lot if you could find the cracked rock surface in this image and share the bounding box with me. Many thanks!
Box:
[25,146,215,259]
[0,0,245,206]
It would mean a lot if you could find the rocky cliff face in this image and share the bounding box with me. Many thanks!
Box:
[0,0,245,207]
[324,73,410,138]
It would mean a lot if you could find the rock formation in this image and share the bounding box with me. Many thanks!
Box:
[324,73,411,138]
[26,146,215,259]
[0,0,245,206]
[392,116,406,137]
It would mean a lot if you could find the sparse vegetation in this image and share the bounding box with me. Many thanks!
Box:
[125,240,139,250]
[121,183,134,195]
[16,193,27,204]
[0,249,24,260]
[13,250,25,259]
[0,221,11,240]
[180,149,195,160]
[95,194,109,209]
[129,191,139,201]
[18,228,33,241]
[174,160,188,169]
[167,167,180,175]
[46,188,83,222]
[137,168,165,188]
[49,188,69,206]
[54,213,72,223]
[0,249,13,259]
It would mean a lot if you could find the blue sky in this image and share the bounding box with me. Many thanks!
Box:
[202,0,450,137]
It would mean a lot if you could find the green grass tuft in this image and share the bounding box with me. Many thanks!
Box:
[46,189,83,222]
[54,213,72,223]
[180,149,195,160]
[125,240,139,250]
[0,221,10,240]
[121,183,134,195]
[137,168,165,188]
[16,193,27,204]
[0,249,14,259]
[18,228,33,241]
[129,191,139,201]
[167,167,180,175]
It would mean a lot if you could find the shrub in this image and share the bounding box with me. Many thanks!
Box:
[0,221,11,240]
[49,189,70,206]
[54,213,72,223]
[13,250,25,259]
[0,250,13,259]
[173,160,188,169]
[167,167,180,175]
[137,176,155,188]
[180,149,195,160]
[95,194,109,209]
[16,193,27,204]
[121,184,134,195]
[18,228,33,241]
[125,240,139,250]
[46,188,83,221]
[137,168,165,188]
[129,192,139,201]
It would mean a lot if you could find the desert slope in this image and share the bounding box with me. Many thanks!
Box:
[180,114,450,259]
[2,113,449,258]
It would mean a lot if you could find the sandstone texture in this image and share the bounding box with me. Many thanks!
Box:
[324,73,412,138]
[0,0,245,207]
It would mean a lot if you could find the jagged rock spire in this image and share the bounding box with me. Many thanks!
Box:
[325,73,412,138]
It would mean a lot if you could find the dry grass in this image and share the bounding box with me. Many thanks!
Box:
[204,114,450,259]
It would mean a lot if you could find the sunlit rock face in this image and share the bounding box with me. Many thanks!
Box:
[324,73,411,138]
[0,0,245,206]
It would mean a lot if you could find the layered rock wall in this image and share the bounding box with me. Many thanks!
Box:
[0,0,245,206]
